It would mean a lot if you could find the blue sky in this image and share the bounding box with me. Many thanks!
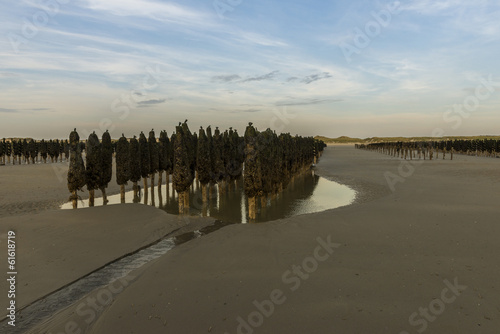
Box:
[1,0,499,139]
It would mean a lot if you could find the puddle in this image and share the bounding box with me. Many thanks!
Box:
[61,170,356,223]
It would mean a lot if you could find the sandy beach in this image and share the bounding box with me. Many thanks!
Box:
[1,145,499,333]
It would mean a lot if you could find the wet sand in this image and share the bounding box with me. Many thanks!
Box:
[1,146,500,333]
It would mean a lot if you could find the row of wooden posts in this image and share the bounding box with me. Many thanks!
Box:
[356,139,500,160]
[67,122,326,220]
[0,138,70,165]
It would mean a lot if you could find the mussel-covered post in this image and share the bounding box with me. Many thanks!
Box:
[244,123,261,220]
[129,136,141,202]
[40,140,47,163]
[6,140,11,164]
[148,129,159,205]
[28,139,36,164]
[0,139,4,165]
[158,130,170,200]
[173,124,192,214]
[212,127,226,193]
[196,126,211,204]
[54,140,60,164]
[99,130,113,205]
[85,132,101,207]
[67,129,86,209]
[116,134,130,203]
[139,132,150,202]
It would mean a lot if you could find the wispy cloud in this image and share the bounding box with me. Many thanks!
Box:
[81,0,210,26]
[0,107,50,113]
[275,98,342,107]
[241,71,279,83]
[301,72,332,84]
[401,0,465,15]
[235,32,288,47]
[0,108,18,113]
[137,98,167,106]
[212,74,241,83]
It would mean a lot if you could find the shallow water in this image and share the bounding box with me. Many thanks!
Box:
[61,170,356,223]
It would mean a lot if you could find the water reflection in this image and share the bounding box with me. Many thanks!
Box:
[61,170,355,224]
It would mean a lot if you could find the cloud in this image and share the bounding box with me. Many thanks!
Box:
[401,0,464,15]
[239,109,260,113]
[0,107,51,113]
[275,98,342,107]
[241,71,279,83]
[236,32,288,47]
[0,108,18,113]
[137,98,167,106]
[301,72,332,84]
[228,109,261,114]
[212,74,241,83]
[81,0,209,26]
[212,71,280,84]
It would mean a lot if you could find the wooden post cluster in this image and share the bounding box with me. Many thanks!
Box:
[356,138,500,160]
[64,123,325,216]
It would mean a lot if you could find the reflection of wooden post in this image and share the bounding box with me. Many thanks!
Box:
[143,178,148,201]
[451,148,454,160]
[158,172,163,198]
[178,192,184,214]
[183,190,190,214]
[150,174,155,206]
[89,190,95,207]
[248,197,256,220]
[72,191,78,209]
[166,176,170,202]
[120,185,125,203]
[202,184,208,203]
[201,184,208,216]
[261,196,266,208]
[101,188,108,205]
[133,182,139,203]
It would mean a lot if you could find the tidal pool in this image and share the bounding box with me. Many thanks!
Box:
[61,170,355,223]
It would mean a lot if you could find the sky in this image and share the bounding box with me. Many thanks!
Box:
[1,0,499,140]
